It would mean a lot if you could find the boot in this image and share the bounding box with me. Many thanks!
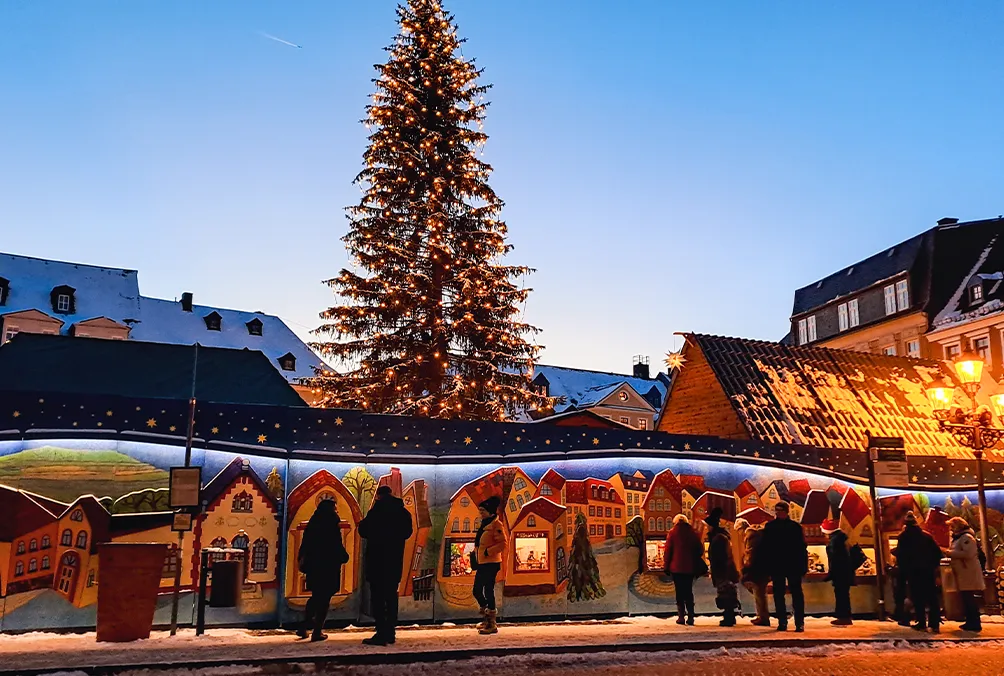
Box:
[477,606,488,630]
[479,609,498,635]
[675,601,686,625]
[719,613,736,627]
[831,618,853,626]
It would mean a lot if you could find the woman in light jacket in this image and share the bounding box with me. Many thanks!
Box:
[947,517,984,632]
[472,495,507,635]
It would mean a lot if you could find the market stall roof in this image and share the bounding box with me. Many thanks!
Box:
[0,333,305,406]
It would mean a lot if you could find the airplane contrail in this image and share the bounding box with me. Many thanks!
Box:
[260,32,302,49]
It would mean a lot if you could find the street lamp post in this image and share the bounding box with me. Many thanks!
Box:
[925,352,1003,573]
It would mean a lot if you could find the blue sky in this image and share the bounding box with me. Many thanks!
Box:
[2,1,1002,374]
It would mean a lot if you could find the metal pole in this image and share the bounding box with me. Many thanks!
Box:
[196,550,209,636]
[170,344,200,636]
[867,448,887,621]
[974,444,993,572]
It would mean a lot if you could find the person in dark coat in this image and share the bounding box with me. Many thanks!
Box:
[706,507,740,627]
[822,518,853,626]
[892,511,943,632]
[760,501,808,632]
[737,519,771,627]
[359,485,414,645]
[664,513,703,625]
[296,499,349,641]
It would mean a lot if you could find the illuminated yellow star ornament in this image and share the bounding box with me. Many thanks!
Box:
[664,350,686,371]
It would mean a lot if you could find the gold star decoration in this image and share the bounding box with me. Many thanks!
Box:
[435,439,441,444]
[684,443,691,450]
[106,410,113,417]
[592,438,600,445]
[211,427,219,434]
[664,350,687,371]
[515,436,521,442]
[335,417,344,426]
[12,411,19,418]
[243,427,248,432]
[753,451,760,458]
[545,439,551,445]
[257,434,267,444]
[464,436,472,445]
[912,475,919,482]
[274,423,281,429]
[392,442,398,448]
[146,418,157,428]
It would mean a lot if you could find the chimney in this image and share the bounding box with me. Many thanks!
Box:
[937,217,960,226]
[632,355,650,380]
[181,292,193,312]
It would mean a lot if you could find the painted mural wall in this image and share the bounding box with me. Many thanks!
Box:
[2,437,1003,631]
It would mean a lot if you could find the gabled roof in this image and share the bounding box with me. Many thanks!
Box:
[61,495,111,554]
[403,479,432,529]
[736,506,774,526]
[760,479,791,502]
[693,491,737,522]
[879,494,920,532]
[451,466,530,506]
[530,409,634,429]
[0,333,306,406]
[0,486,58,541]
[515,497,566,525]
[642,468,683,510]
[734,479,757,496]
[286,468,361,526]
[563,477,624,505]
[538,468,566,490]
[932,224,1004,329]
[801,489,832,526]
[671,333,975,458]
[838,489,871,529]
[203,457,278,513]
[611,471,652,492]
[531,364,668,413]
[788,479,811,499]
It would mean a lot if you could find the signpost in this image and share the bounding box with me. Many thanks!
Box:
[866,434,906,621]
[169,468,202,509]
[169,343,200,637]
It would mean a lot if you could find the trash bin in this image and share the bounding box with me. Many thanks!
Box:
[940,559,965,622]
[209,559,242,608]
[97,543,168,642]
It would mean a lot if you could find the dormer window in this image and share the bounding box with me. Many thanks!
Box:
[50,285,75,315]
[278,352,296,371]
[970,283,984,305]
[0,277,8,306]
[203,311,222,331]
[246,318,263,336]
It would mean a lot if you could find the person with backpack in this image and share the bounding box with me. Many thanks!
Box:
[947,517,985,632]
[892,511,943,632]
[760,501,808,632]
[821,518,856,626]
[706,507,740,627]
[664,513,704,626]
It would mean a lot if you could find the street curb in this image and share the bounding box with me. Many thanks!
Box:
[9,635,1002,676]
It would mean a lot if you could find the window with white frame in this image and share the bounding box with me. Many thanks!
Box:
[848,299,860,327]
[882,346,897,356]
[806,315,817,342]
[884,285,897,315]
[946,344,961,359]
[971,284,984,304]
[838,303,848,331]
[3,328,17,344]
[896,280,910,311]
[797,319,807,345]
[973,336,991,362]
[56,294,71,313]
[907,340,921,358]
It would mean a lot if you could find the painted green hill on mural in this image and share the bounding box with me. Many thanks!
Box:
[0,447,168,503]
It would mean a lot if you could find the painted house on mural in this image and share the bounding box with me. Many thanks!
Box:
[608,470,653,521]
[681,486,701,522]
[52,496,110,608]
[565,477,625,543]
[1,487,61,598]
[196,458,280,591]
[734,480,762,512]
[736,506,774,527]
[439,467,536,600]
[800,490,834,543]
[658,333,980,464]
[504,498,568,597]
[530,361,670,430]
[838,488,874,545]
[641,469,683,539]
[0,252,325,401]
[399,478,432,598]
[285,469,362,603]
[692,490,737,528]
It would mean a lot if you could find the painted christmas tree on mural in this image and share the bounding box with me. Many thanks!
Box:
[310,0,550,421]
[567,512,606,602]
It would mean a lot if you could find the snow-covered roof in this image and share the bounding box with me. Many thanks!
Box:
[0,251,323,383]
[531,364,668,413]
[130,298,323,382]
[0,252,142,326]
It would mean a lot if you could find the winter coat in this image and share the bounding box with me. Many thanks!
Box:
[298,504,349,595]
[742,527,770,585]
[760,516,809,576]
[475,515,507,565]
[949,528,986,592]
[824,530,855,587]
[664,521,703,575]
[708,528,739,586]
[358,495,414,584]
[894,524,942,580]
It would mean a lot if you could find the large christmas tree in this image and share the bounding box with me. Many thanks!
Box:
[312,0,549,421]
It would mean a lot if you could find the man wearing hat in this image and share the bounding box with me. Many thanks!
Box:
[822,518,854,626]
[760,501,808,631]
[892,510,943,632]
[705,507,740,626]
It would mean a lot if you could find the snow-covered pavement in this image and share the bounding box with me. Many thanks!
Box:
[5,616,1004,675]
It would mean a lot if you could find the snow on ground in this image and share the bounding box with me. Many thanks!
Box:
[6,616,1004,675]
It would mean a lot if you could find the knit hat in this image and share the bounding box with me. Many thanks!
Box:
[704,507,724,529]
[903,510,917,526]
[479,495,501,515]
[821,518,840,534]
[733,518,750,531]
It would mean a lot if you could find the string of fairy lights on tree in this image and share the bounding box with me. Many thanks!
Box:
[310,0,553,421]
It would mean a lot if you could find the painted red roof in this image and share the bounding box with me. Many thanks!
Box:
[539,468,566,490]
[925,507,951,548]
[642,469,683,510]
[516,497,566,525]
[839,489,871,528]
[694,491,737,522]
[564,480,587,504]
[788,479,811,498]
[0,486,57,541]
[879,494,920,532]
[450,466,528,506]
[800,490,832,525]
[679,474,706,490]
[737,506,774,526]
[734,479,757,496]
